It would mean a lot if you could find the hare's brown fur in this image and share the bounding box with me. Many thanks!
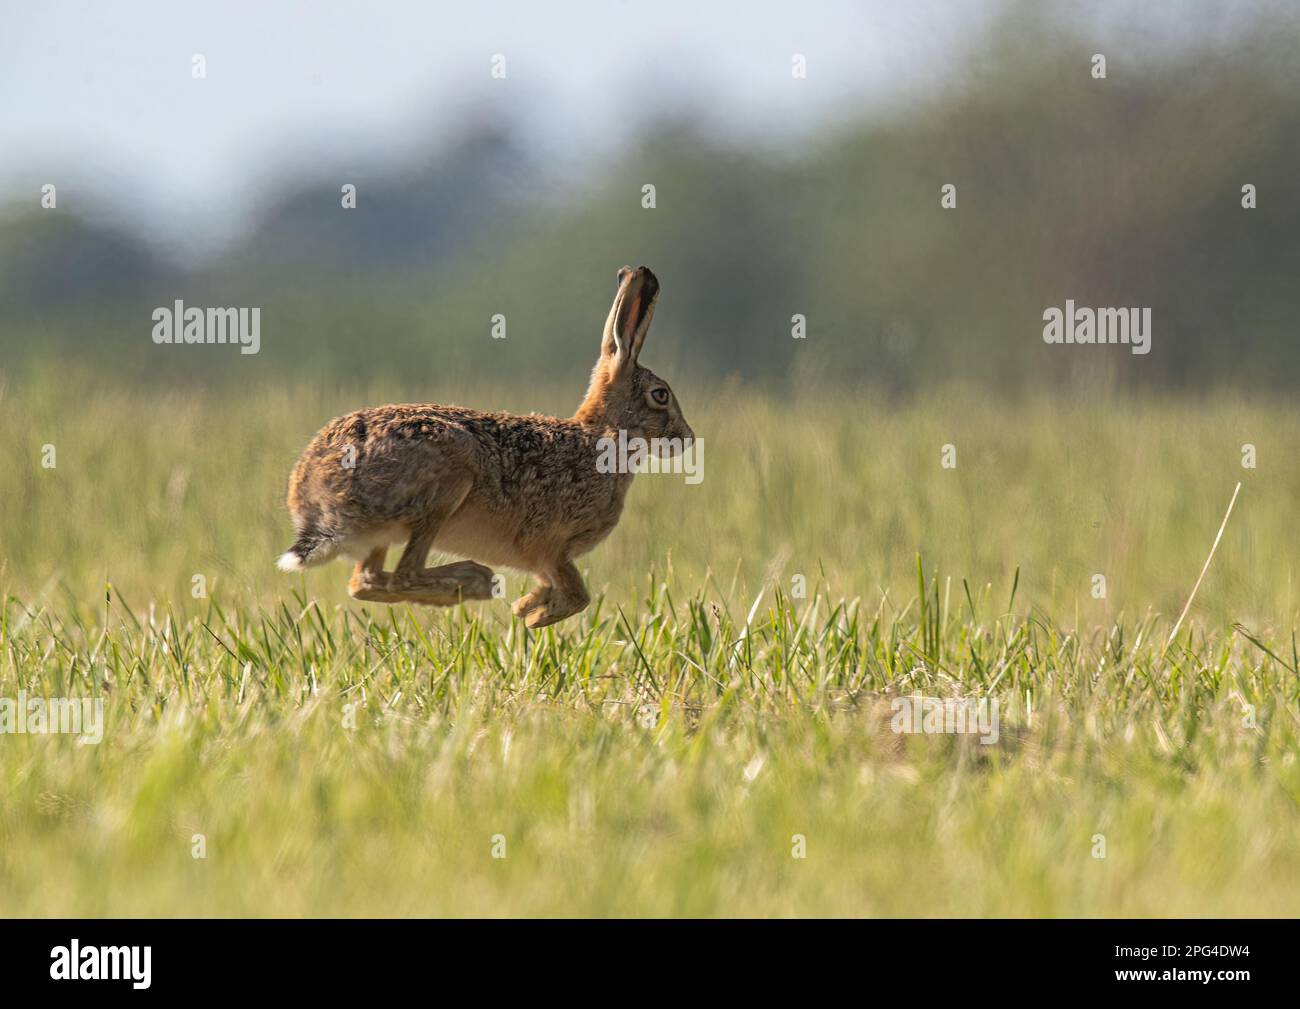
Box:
[278,266,693,627]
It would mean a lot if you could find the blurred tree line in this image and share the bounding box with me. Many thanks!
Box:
[2,4,1297,395]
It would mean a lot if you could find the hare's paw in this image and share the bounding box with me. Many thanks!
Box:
[348,569,400,602]
[524,603,566,628]
[521,592,588,628]
[512,586,550,619]
[388,560,496,606]
[445,560,495,601]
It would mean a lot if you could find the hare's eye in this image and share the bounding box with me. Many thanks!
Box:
[650,388,670,406]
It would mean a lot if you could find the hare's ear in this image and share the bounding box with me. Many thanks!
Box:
[601,265,659,369]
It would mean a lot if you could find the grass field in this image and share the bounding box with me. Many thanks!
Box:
[2,368,1298,916]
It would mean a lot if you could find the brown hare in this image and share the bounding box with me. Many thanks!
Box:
[277,265,693,627]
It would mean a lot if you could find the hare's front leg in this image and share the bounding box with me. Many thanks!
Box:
[513,561,590,628]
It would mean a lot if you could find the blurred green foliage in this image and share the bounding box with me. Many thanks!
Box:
[2,4,1298,395]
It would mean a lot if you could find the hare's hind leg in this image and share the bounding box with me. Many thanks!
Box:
[352,562,492,605]
[348,481,495,608]
[388,559,495,606]
[376,503,495,607]
[513,560,590,628]
[348,546,400,602]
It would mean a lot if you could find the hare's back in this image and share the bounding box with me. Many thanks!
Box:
[289,404,491,516]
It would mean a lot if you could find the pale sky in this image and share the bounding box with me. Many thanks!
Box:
[0,0,1265,260]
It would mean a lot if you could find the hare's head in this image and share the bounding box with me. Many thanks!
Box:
[576,266,693,454]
